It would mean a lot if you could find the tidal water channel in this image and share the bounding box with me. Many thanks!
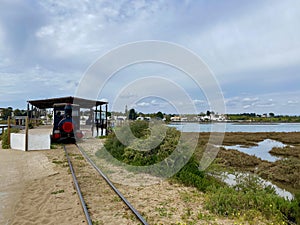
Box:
[220,139,286,162]
[169,123,299,200]
[169,122,300,133]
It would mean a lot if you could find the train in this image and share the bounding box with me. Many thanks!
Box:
[52,103,83,143]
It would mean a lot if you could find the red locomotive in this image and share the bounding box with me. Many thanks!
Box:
[52,103,83,142]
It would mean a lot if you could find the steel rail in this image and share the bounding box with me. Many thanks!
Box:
[63,145,93,225]
[76,144,149,225]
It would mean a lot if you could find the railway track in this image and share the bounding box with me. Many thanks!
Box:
[63,144,148,225]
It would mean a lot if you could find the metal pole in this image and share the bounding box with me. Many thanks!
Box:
[105,104,108,136]
[100,105,103,136]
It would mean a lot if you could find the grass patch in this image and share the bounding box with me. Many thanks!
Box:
[1,128,20,149]
[51,189,64,195]
[52,159,65,164]
[97,136,107,139]
[270,145,300,158]
[74,155,84,160]
[50,144,58,149]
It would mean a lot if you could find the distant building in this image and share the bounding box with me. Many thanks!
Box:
[114,115,127,121]
[170,116,181,122]
[197,114,226,122]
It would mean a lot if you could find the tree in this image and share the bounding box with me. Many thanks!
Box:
[156,111,164,119]
[13,109,26,116]
[128,108,137,120]
[269,112,275,117]
[1,107,13,120]
[206,110,211,117]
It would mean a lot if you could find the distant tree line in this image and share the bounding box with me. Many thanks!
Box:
[227,113,300,122]
[0,107,27,121]
[118,109,300,123]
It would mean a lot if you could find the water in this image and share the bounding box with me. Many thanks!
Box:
[168,122,300,133]
[217,172,294,200]
[0,125,8,135]
[169,122,297,199]
[220,139,285,162]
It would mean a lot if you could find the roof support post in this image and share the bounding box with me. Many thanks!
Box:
[105,104,108,136]
[100,104,103,136]
[25,116,29,151]
[96,105,99,137]
[27,103,29,118]
[91,108,94,137]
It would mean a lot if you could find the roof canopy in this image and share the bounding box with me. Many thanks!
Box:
[28,96,107,109]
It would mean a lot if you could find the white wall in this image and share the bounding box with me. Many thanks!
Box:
[11,133,25,150]
[10,133,50,151]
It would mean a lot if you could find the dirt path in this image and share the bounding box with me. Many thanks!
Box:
[78,139,235,225]
[0,137,239,225]
[0,146,86,225]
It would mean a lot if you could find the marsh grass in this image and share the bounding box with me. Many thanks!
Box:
[205,174,300,224]
[270,145,300,158]
[103,127,300,223]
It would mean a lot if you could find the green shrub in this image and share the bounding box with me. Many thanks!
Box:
[205,174,300,224]
[1,128,20,149]
[173,156,223,192]
[104,121,181,166]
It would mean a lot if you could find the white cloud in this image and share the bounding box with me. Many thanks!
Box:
[242,97,259,103]
[193,99,206,104]
[225,91,300,114]
[190,0,300,79]
[0,0,300,115]
[137,102,150,107]
[119,92,138,99]
[287,100,299,104]
[34,0,167,64]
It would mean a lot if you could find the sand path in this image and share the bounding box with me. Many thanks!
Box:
[0,145,86,225]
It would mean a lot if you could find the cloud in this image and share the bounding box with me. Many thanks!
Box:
[242,97,259,103]
[287,100,299,105]
[225,91,300,114]
[193,99,206,104]
[33,0,167,68]
[190,0,300,78]
[119,92,138,99]
[136,102,150,107]
[0,0,300,115]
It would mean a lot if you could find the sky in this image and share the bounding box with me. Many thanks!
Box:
[0,0,300,115]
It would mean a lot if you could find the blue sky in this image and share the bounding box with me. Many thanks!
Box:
[0,0,300,115]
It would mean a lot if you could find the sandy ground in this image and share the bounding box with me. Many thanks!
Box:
[0,142,86,225]
[0,127,243,225]
[77,139,237,225]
